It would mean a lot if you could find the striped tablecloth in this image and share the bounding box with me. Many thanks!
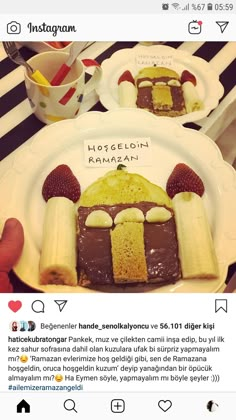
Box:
[0,41,235,292]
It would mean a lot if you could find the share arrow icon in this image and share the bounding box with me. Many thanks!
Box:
[216,21,229,33]
[54,300,68,312]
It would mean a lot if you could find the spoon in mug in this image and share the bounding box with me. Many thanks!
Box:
[50,41,89,86]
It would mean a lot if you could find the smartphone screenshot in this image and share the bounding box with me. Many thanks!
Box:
[0,2,236,418]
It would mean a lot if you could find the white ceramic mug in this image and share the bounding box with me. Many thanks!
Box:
[24,51,102,124]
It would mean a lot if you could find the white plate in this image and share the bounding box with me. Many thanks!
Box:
[97,45,224,124]
[0,109,235,293]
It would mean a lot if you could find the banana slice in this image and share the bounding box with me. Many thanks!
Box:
[114,208,144,224]
[139,80,153,87]
[39,197,77,286]
[118,81,137,107]
[173,192,218,279]
[85,210,113,227]
[146,207,172,223]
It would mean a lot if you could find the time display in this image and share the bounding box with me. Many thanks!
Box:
[191,3,234,11]
[214,3,234,10]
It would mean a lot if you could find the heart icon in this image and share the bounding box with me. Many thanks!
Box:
[158,400,172,412]
[8,300,22,313]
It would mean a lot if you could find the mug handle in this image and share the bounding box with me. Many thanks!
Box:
[82,59,102,96]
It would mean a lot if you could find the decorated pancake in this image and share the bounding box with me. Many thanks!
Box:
[39,165,218,290]
[118,67,203,117]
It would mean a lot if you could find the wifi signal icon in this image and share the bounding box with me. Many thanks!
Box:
[171,2,180,9]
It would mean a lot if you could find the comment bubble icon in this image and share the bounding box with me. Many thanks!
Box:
[31,300,45,313]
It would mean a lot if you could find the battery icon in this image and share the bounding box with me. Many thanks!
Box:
[207,3,213,10]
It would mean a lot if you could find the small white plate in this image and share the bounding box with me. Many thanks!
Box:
[0,109,235,293]
[19,42,94,54]
[19,41,74,53]
[97,45,224,124]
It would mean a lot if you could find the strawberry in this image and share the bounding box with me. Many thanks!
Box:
[166,163,204,198]
[42,164,81,203]
[81,59,100,68]
[46,42,64,49]
[118,70,135,85]
[181,70,197,86]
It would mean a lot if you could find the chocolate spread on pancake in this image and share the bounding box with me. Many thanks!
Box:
[171,86,185,111]
[136,76,185,113]
[136,87,152,109]
[144,220,180,282]
[77,202,181,286]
